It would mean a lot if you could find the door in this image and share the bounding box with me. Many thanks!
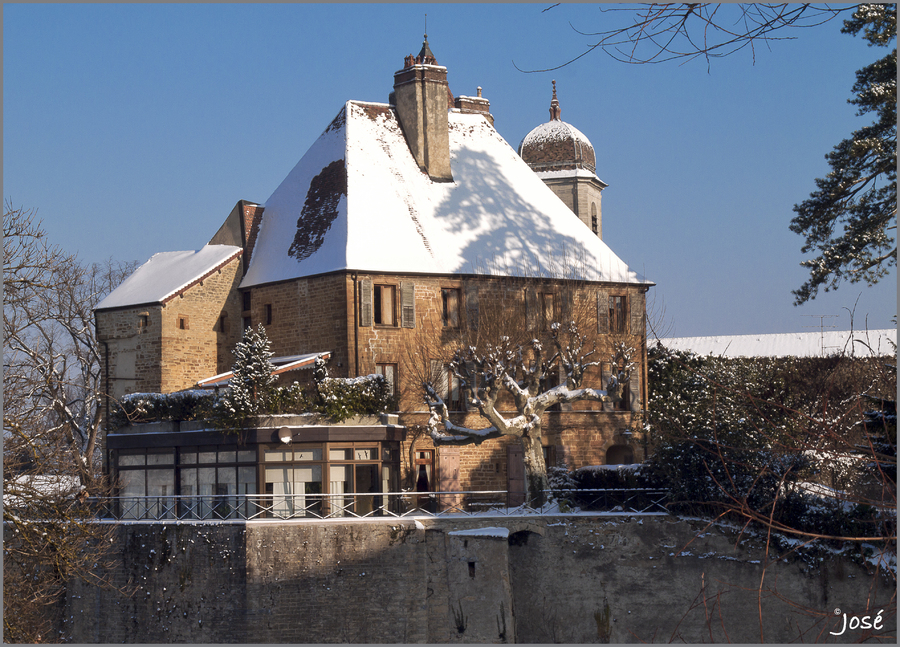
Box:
[507,444,526,506]
[438,447,461,512]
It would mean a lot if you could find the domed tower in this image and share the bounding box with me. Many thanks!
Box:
[518,81,608,239]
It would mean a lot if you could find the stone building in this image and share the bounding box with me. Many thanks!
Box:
[94,38,654,508]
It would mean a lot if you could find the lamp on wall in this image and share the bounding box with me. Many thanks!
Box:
[278,427,293,444]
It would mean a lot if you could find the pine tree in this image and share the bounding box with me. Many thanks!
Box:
[218,324,276,427]
[790,3,897,305]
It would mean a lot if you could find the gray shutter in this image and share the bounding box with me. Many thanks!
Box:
[360,279,373,327]
[630,292,644,338]
[601,362,613,412]
[629,372,640,412]
[465,283,479,331]
[596,290,609,334]
[400,282,415,328]
[525,287,539,331]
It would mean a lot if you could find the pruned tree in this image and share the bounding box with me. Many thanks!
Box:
[425,321,634,504]
[790,3,897,304]
[3,201,135,641]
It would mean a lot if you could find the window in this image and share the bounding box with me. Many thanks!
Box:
[218,314,228,333]
[265,303,273,325]
[614,357,631,411]
[373,284,396,326]
[441,288,460,328]
[242,291,252,312]
[177,316,189,330]
[441,366,463,411]
[541,292,555,330]
[138,314,150,331]
[609,295,627,334]
[375,363,398,397]
[591,203,598,235]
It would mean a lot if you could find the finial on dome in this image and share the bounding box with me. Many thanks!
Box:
[549,80,561,121]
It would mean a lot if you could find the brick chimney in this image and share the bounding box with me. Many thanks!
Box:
[392,35,453,182]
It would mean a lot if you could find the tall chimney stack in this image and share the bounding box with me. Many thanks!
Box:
[392,35,453,182]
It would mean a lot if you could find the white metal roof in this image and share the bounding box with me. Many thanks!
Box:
[655,329,896,358]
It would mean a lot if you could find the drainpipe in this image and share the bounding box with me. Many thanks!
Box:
[352,272,359,377]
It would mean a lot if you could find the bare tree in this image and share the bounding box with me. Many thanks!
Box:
[425,321,634,504]
[3,201,136,641]
[521,3,853,70]
[4,201,137,486]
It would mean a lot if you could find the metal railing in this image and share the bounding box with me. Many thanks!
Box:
[89,489,670,521]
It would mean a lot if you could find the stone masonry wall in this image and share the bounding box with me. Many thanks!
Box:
[65,516,896,643]
[96,255,243,398]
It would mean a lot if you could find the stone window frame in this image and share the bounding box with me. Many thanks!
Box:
[608,295,627,335]
[373,283,398,327]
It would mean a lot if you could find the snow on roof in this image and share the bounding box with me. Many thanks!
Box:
[655,329,896,358]
[96,245,242,310]
[241,101,650,288]
[196,352,331,389]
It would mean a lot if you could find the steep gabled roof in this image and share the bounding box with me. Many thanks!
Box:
[241,101,651,288]
[96,245,242,310]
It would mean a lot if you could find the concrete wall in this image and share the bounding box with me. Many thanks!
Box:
[65,516,895,643]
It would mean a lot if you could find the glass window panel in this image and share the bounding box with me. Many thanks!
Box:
[119,469,145,498]
[180,451,197,464]
[118,470,146,520]
[237,450,256,463]
[264,448,292,462]
[198,451,216,464]
[118,453,145,467]
[238,466,257,495]
[294,447,322,461]
[147,469,174,497]
[329,465,352,517]
[329,448,352,461]
[147,452,174,465]
[354,448,378,461]
[180,468,197,496]
[266,467,293,518]
[217,450,236,464]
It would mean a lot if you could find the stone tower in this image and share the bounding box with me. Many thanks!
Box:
[518,81,607,239]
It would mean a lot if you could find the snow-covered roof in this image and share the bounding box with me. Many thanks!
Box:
[655,329,896,358]
[96,245,242,310]
[196,352,330,389]
[241,101,650,288]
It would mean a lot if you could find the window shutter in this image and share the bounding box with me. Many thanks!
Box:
[525,287,539,331]
[630,292,644,338]
[465,283,479,330]
[596,290,609,334]
[400,282,415,328]
[601,362,613,412]
[629,373,640,412]
[359,279,373,327]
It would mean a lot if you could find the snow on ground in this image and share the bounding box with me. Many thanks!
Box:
[447,526,510,538]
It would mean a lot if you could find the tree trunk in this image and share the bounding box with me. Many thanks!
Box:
[520,427,549,506]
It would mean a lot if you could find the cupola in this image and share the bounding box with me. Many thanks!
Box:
[518,81,607,239]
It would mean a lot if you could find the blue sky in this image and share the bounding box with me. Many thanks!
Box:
[4,3,896,337]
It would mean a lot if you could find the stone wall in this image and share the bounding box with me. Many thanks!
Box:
[65,516,896,643]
